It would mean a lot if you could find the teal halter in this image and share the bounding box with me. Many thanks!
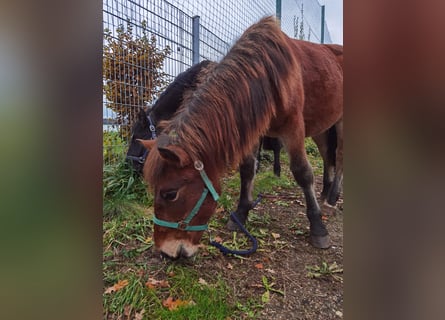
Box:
[152,160,219,231]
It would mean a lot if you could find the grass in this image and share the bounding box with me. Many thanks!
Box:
[104,265,232,319]
[103,138,324,319]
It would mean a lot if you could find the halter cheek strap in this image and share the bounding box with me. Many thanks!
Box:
[147,115,157,139]
[152,160,219,231]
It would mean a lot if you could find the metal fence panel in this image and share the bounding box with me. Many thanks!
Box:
[103,0,333,164]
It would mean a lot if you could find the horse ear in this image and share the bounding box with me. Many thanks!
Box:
[157,135,190,167]
[137,139,156,150]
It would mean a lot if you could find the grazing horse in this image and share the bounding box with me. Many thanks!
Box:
[126,60,282,228]
[141,16,343,258]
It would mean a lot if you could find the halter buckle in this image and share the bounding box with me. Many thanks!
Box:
[177,221,188,231]
[149,125,156,132]
[194,160,204,171]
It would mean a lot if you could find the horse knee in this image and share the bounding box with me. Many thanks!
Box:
[290,162,314,187]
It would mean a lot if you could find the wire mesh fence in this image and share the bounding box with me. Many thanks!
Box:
[103,0,334,164]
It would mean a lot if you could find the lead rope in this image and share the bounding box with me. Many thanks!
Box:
[209,193,262,256]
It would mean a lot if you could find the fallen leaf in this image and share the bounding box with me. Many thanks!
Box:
[198,278,208,285]
[104,279,129,294]
[123,305,131,317]
[265,268,276,274]
[227,263,233,270]
[167,271,175,277]
[134,309,145,320]
[200,250,210,257]
[213,236,223,243]
[162,296,195,311]
[145,236,152,243]
[255,263,264,269]
[261,290,270,303]
[215,207,225,214]
[145,277,169,289]
[271,232,281,240]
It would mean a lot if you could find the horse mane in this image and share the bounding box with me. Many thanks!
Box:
[150,60,216,124]
[146,16,300,184]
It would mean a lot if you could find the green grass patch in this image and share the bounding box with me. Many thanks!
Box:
[104,265,232,319]
[306,261,343,282]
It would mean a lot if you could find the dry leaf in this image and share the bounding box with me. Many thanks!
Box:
[227,263,233,270]
[145,277,169,289]
[162,296,195,311]
[215,207,225,214]
[213,236,223,243]
[104,279,129,294]
[134,309,145,320]
[167,271,175,277]
[271,232,281,239]
[123,305,131,317]
[198,278,208,285]
[265,268,276,274]
[255,263,264,269]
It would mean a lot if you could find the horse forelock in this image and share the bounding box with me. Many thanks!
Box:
[157,16,300,173]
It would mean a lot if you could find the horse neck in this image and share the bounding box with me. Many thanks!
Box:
[150,61,210,124]
[172,72,274,174]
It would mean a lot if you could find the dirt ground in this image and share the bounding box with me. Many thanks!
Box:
[143,176,343,319]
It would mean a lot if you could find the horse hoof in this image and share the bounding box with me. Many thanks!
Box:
[322,202,337,216]
[310,234,331,249]
[226,219,241,231]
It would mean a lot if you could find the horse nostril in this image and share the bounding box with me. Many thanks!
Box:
[179,246,191,259]
[160,251,179,261]
[161,246,192,260]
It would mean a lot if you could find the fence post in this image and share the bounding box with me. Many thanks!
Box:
[192,15,200,65]
[320,5,325,44]
[276,0,282,26]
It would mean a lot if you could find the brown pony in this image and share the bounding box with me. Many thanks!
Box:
[141,16,343,259]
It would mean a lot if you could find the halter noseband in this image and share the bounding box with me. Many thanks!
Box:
[152,160,219,231]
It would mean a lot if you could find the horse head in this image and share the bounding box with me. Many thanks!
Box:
[126,108,156,173]
[140,134,221,259]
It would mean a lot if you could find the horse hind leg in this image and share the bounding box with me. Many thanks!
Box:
[284,135,330,249]
[326,120,343,207]
[272,139,281,177]
[226,151,257,231]
[312,131,336,203]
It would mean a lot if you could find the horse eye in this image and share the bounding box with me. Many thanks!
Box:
[160,190,178,201]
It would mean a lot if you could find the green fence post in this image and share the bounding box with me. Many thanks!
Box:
[192,15,200,65]
[321,5,325,44]
[276,0,282,26]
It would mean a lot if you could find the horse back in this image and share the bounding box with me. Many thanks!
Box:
[289,40,343,137]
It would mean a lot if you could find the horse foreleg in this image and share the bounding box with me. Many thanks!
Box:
[226,152,257,231]
[286,138,330,249]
